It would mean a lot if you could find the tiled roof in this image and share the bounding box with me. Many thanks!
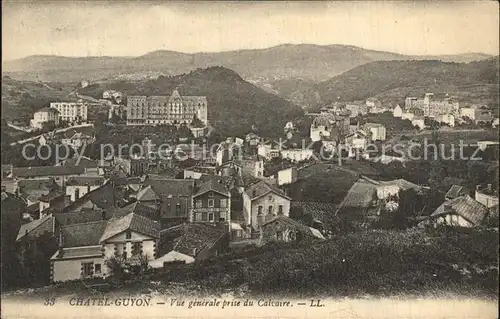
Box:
[66,176,105,186]
[244,180,290,201]
[38,189,66,202]
[51,246,103,260]
[100,213,160,243]
[107,201,160,221]
[58,156,98,168]
[60,220,108,247]
[378,179,421,191]
[16,214,54,241]
[17,178,56,191]
[56,183,126,213]
[136,185,160,202]
[160,223,228,257]
[446,185,468,199]
[431,195,489,226]
[262,215,325,239]
[193,178,230,198]
[143,176,194,199]
[336,179,378,214]
[54,210,104,226]
[12,165,85,178]
[36,107,59,113]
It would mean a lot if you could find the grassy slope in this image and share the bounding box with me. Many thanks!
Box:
[3,228,497,299]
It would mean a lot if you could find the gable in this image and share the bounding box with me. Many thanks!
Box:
[105,230,156,243]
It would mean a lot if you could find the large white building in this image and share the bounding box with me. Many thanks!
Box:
[50,102,88,123]
[364,123,386,141]
[30,107,60,129]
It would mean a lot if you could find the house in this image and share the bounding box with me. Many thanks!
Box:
[392,105,403,118]
[16,213,56,243]
[281,149,314,162]
[242,180,291,232]
[50,102,88,123]
[363,123,386,141]
[475,184,499,208]
[345,103,367,117]
[50,213,160,282]
[215,138,243,166]
[153,222,229,267]
[289,201,337,231]
[345,130,369,154]
[460,105,479,120]
[30,107,60,129]
[475,113,494,125]
[114,157,149,177]
[276,167,297,186]
[401,112,415,121]
[57,156,101,176]
[10,165,86,188]
[335,178,379,229]
[192,178,231,223]
[434,114,455,127]
[60,131,95,150]
[366,97,381,109]
[183,165,217,179]
[257,144,281,160]
[445,185,469,200]
[411,117,426,130]
[375,179,422,200]
[38,189,69,217]
[309,108,350,143]
[240,158,265,178]
[14,178,58,206]
[259,215,325,244]
[138,176,195,228]
[426,195,489,228]
[81,80,89,88]
[65,176,106,202]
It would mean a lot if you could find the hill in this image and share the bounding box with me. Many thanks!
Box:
[3,44,492,85]
[316,57,500,107]
[86,66,304,137]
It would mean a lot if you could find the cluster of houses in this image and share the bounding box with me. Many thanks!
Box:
[391,93,498,129]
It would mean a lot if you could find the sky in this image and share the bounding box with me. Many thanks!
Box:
[2,1,499,61]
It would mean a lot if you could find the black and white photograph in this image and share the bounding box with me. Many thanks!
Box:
[1,1,499,318]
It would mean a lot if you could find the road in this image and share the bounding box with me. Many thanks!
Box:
[9,123,94,146]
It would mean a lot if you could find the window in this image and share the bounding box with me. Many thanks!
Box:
[195,212,203,221]
[208,199,215,207]
[132,242,142,255]
[122,251,128,259]
[196,200,202,208]
[208,213,214,222]
[208,192,214,197]
[268,195,272,200]
[95,264,101,275]
[278,205,284,215]
[176,203,182,216]
[258,206,263,215]
[82,262,93,277]
[268,205,273,215]
[220,199,227,208]
[126,231,132,240]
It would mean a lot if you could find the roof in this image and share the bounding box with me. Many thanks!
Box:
[336,179,378,214]
[12,165,85,178]
[136,185,160,201]
[262,215,325,240]
[17,178,56,191]
[66,176,105,186]
[445,185,468,199]
[143,176,194,200]
[58,157,98,169]
[54,209,104,226]
[160,223,228,257]
[55,183,127,213]
[36,107,59,114]
[100,213,160,243]
[378,179,421,191]
[107,201,160,221]
[51,246,103,260]
[244,180,291,201]
[193,178,230,198]
[16,214,54,241]
[60,220,108,247]
[431,195,489,226]
[38,189,65,202]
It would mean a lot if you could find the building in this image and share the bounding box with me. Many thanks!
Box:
[426,195,489,228]
[374,179,422,200]
[260,215,324,244]
[103,90,122,100]
[475,184,499,208]
[345,130,369,155]
[345,103,368,117]
[365,97,381,109]
[114,157,149,177]
[50,102,88,123]
[50,213,160,282]
[192,178,231,223]
[276,167,298,186]
[310,108,351,143]
[10,165,86,188]
[183,165,217,179]
[434,114,455,127]
[412,117,426,130]
[405,94,459,117]
[30,107,60,129]
[242,180,291,231]
[401,112,415,121]
[126,89,207,126]
[81,80,89,88]
[363,123,386,141]
[154,222,229,267]
[65,176,106,202]
[445,185,469,200]
[392,105,403,118]
[215,138,243,166]
[257,144,281,160]
[281,149,314,162]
